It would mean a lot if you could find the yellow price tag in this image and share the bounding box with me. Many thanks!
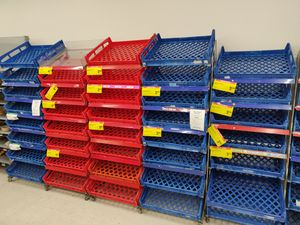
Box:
[213,79,237,93]
[89,121,104,130]
[208,125,226,147]
[45,84,58,100]
[142,87,161,97]
[42,100,55,109]
[87,66,102,75]
[210,102,234,117]
[47,149,60,158]
[210,146,232,159]
[143,127,162,137]
[87,84,102,93]
[39,66,53,75]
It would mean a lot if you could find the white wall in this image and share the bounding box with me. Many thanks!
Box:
[0,0,299,54]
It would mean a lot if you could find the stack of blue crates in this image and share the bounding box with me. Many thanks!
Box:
[139,30,215,221]
[0,40,65,183]
[287,75,300,224]
[207,44,296,224]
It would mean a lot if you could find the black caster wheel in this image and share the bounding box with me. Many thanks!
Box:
[197,221,203,225]
[137,206,143,214]
[8,176,13,182]
[205,217,210,223]
[44,185,50,191]
[84,194,90,201]
[90,196,96,201]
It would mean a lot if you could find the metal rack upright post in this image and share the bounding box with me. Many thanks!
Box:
[0,39,65,183]
[286,51,300,225]
[84,37,153,207]
[39,49,91,197]
[139,30,215,222]
[207,44,296,225]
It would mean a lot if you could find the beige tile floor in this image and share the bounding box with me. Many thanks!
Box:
[0,168,235,225]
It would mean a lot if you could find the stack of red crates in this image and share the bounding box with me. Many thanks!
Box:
[84,37,152,206]
[39,51,90,196]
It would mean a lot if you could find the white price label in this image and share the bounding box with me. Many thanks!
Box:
[296,199,300,207]
[9,143,21,150]
[6,113,18,121]
[189,109,205,131]
[32,100,41,116]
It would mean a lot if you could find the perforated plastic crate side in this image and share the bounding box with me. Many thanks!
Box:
[6,149,45,166]
[85,179,142,206]
[43,171,89,193]
[8,132,46,150]
[42,105,88,123]
[288,183,300,212]
[290,161,300,184]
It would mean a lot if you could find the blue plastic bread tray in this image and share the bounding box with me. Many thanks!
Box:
[286,210,300,225]
[142,65,211,87]
[213,129,286,153]
[3,87,42,103]
[142,91,208,109]
[140,187,203,221]
[141,30,215,66]
[293,139,300,160]
[207,206,282,225]
[294,112,300,132]
[143,132,207,153]
[143,110,207,130]
[288,183,300,212]
[207,170,286,223]
[5,102,43,120]
[212,83,292,104]
[211,107,289,129]
[141,168,205,197]
[8,132,46,150]
[143,146,206,175]
[214,44,296,79]
[6,118,44,135]
[0,41,65,68]
[0,68,40,87]
[7,149,45,166]
[290,161,300,184]
[6,161,46,183]
[210,152,285,179]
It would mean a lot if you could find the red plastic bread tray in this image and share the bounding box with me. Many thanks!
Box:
[86,68,143,85]
[88,126,142,148]
[41,87,86,106]
[86,179,142,206]
[85,37,154,68]
[43,170,89,193]
[45,137,90,158]
[87,107,142,129]
[39,70,86,88]
[43,105,88,123]
[44,121,89,141]
[45,155,91,177]
[89,142,143,166]
[87,88,141,109]
[88,160,142,188]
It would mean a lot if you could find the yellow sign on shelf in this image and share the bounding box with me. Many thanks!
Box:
[47,149,60,158]
[143,127,162,137]
[42,100,55,109]
[142,87,161,97]
[212,79,237,93]
[210,146,232,159]
[87,84,102,93]
[88,121,104,130]
[39,66,53,75]
[207,125,226,147]
[45,84,58,100]
[210,102,234,117]
[86,66,102,76]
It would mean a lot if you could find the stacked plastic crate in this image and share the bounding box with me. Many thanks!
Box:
[139,31,215,222]
[287,59,300,224]
[0,40,65,183]
[39,49,90,197]
[84,37,152,207]
[207,44,296,224]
